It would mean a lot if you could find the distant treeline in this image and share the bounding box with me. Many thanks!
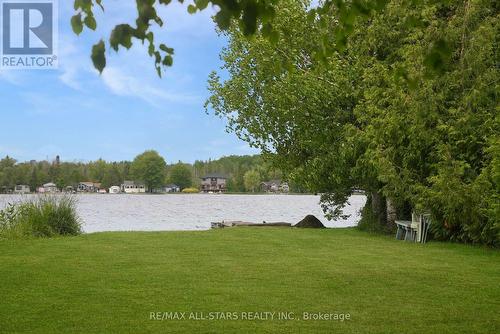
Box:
[190,155,287,192]
[0,154,298,193]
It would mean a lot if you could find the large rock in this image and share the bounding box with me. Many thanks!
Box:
[294,215,326,228]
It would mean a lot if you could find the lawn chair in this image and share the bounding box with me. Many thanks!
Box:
[410,213,420,242]
[395,220,412,240]
[420,214,432,243]
[395,213,432,243]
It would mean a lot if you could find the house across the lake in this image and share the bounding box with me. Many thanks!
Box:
[164,184,180,193]
[261,180,290,193]
[0,186,12,194]
[14,185,30,194]
[121,181,146,194]
[200,173,227,193]
[38,182,58,193]
[77,182,101,193]
[64,186,75,193]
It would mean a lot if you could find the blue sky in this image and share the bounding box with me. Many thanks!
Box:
[0,1,258,164]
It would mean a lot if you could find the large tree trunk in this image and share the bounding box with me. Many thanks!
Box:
[370,191,388,227]
[386,197,397,228]
[371,191,381,214]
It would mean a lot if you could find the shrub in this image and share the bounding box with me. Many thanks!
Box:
[419,160,499,247]
[181,187,199,193]
[0,195,82,239]
[357,203,389,234]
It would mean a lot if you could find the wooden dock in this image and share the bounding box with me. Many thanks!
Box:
[211,221,292,229]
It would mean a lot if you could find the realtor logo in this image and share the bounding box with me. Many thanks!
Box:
[1,0,58,69]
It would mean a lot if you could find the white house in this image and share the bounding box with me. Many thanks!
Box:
[279,182,290,193]
[64,186,75,193]
[200,173,227,193]
[121,181,146,194]
[40,182,58,193]
[260,180,290,193]
[77,182,101,193]
[14,185,30,194]
[164,184,180,193]
[109,186,120,194]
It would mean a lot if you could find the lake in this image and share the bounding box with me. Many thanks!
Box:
[0,194,366,233]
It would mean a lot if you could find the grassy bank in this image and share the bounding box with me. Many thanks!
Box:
[0,228,498,333]
[0,195,81,239]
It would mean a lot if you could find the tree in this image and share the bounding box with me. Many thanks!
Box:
[101,163,123,189]
[0,155,17,191]
[244,170,261,192]
[207,0,500,245]
[130,150,167,192]
[168,163,192,190]
[0,154,276,194]
[29,165,39,192]
[208,0,360,217]
[88,159,107,182]
[72,0,452,77]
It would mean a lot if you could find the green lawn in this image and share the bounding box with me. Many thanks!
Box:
[0,228,498,333]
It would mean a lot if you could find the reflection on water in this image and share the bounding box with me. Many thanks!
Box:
[0,194,366,233]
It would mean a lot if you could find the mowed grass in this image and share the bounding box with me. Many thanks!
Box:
[0,228,498,334]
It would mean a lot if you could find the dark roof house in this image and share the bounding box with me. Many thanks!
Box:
[200,173,227,193]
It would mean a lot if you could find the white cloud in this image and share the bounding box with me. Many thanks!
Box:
[101,66,202,106]
[56,1,214,105]
[57,35,87,90]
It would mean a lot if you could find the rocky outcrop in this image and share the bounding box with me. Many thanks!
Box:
[294,215,325,228]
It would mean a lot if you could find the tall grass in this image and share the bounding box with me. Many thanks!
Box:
[0,195,82,239]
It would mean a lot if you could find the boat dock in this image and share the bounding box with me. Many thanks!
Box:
[211,221,292,229]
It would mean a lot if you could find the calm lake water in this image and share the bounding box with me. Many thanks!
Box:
[0,194,366,233]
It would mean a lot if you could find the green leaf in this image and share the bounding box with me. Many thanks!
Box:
[373,0,389,10]
[260,5,276,23]
[91,40,106,74]
[261,23,279,45]
[84,15,97,30]
[95,0,104,11]
[334,29,347,51]
[194,0,209,10]
[154,51,161,64]
[352,0,371,16]
[110,24,133,51]
[242,2,258,36]
[159,44,174,54]
[187,4,197,14]
[162,55,173,67]
[146,32,154,43]
[73,0,83,10]
[71,14,83,35]
[424,39,452,74]
[74,0,91,11]
[215,10,231,30]
[269,30,279,45]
